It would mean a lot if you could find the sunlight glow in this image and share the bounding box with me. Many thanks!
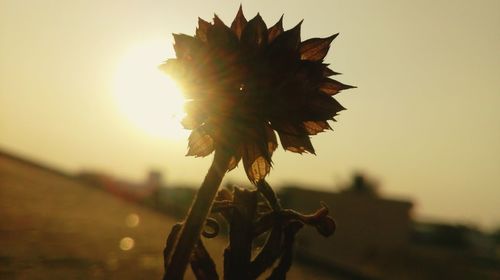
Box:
[113,41,187,140]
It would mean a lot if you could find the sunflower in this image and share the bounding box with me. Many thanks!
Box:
[162,7,353,183]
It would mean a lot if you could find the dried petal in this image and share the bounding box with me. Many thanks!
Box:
[173,34,198,59]
[265,123,278,153]
[303,121,331,135]
[159,59,184,77]
[269,20,302,51]
[181,115,201,130]
[227,146,243,171]
[299,33,338,61]
[207,14,238,49]
[277,131,315,154]
[230,5,247,39]
[319,78,355,95]
[241,13,268,48]
[187,127,215,157]
[267,15,284,43]
[306,93,346,120]
[242,143,271,183]
[196,17,211,42]
[323,66,340,77]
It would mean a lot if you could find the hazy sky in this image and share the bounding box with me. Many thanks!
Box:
[1,0,499,229]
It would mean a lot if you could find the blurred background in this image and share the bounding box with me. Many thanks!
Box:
[1,0,499,279]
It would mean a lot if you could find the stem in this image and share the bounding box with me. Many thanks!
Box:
[164,149,230,279]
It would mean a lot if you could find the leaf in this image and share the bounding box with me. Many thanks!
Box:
[319,78,355,95]
[187,127,215,157]
[230,5,247,39]
[250,225,282,278]
[190,239,219,280]
[299,33,338,61]
[303,120,331,135]
[241,13,268,48]
[267,15,284,43]
[267,221,303,280]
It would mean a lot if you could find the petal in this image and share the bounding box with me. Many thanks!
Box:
[207,14,238,49]
[242,143,271,183]
[319,78,356,95]
[267,15,284,43]
[277,130,315,154]
[227,146,243,171]
[196,17,211,42]
[172,34,199,59]
[230,5,247,39]
[269,20,302,51]
[159,59,184,77]
[241,13,268,48]
[303,121,331,135]
[187,127,215,157]
[271,121,304,135]
[305,94,345,120]
[299,33,338,61]
[323,66,341,77]
[181,115,202,130]
[213,14,228,28]
[265,123,278,154]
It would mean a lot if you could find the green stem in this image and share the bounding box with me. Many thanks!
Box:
[164,149,230,279]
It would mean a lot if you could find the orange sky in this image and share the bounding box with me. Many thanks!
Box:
[1,0,499,229]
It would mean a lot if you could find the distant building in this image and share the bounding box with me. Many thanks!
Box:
[77,170,163,202]
[278,175,413,275]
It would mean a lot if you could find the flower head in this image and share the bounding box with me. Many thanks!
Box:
[162,6,354,183]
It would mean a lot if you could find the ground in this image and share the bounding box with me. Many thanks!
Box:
[0,151,334,279]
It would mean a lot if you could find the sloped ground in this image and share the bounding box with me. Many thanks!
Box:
[0,151,333,279]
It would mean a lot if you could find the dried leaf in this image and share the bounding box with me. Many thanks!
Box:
[230,5,247,39]
[267,221,303,280]
[250,225,282,278]
[190,239,219,280]
[163,223,182,271]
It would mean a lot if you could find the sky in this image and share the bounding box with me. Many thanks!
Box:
[1,0,499,229]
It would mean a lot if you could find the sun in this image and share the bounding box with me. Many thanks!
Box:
[113,41,187,140]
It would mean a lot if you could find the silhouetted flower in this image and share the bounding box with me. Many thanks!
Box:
[162,7,354,183]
